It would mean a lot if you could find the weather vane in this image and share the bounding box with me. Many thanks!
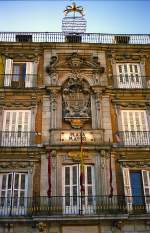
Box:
[64,2,84,17]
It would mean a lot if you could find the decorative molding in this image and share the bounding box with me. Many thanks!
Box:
[0,161,34,171]
[120,160,150,168]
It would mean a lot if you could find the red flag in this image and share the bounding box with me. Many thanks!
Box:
[47,151,51,198]
[80,129,85,193]
[109,149,113,198]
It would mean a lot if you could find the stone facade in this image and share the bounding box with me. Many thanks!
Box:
[0,32,150,233]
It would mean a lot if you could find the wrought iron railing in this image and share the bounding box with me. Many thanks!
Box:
[113,76,150,89]
[115,131,150,146]
[0,195,150,217]
[0,74,37,88]
[0,131,36,147]
[0,32,149,44]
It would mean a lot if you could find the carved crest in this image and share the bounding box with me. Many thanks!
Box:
[62,74,91,128]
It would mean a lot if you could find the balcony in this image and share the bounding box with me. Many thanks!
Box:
[0,196,150,217]
[115,131,150,146]
[0,32,150,44]
[113,76,150,89]
[1,74,37,88]
[49,129,104,146]
[0,131,36,147]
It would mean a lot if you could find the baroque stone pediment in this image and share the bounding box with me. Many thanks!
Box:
[0,161,34,170]
[46,52,105,75]
[120,160,150,168]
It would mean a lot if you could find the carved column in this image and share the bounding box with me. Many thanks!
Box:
[91,93,97,129]
[95,90,102,129]
[99,150,109,195]
[50,89,60,129]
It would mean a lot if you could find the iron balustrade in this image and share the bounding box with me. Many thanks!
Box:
[0,131,36,147]
[113,76,150,89]
[1,74,37,88]
[0,195,150,217]
[115,131,150,146]
[0,32,150,44]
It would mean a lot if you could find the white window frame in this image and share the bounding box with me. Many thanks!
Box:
[4,58,36,87]
[62,164,95,214]
[121,110,149,145]
[116,63,142,88]
[123,168,150,213]
[1,110,31,147]
[0,172,28,216]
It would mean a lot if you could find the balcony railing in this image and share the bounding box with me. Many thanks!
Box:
[1,74,37,88]
[113,76,150,89]
[0,195,150,217]
[115,131,150,146]
[0,32,150,44]
[0,131,36,147]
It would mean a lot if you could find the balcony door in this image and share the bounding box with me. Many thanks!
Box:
[4,59,36,88]
[62,164,95,214]
[121,110,149,145]
[2,110,31,146]
[116,63,142,88]
[0,172,28,216]
[123,168,150,213]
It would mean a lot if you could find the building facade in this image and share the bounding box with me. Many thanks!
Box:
[0,29,150,232]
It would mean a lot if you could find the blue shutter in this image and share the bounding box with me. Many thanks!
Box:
[22,63,26,81]
[130,172,144,205]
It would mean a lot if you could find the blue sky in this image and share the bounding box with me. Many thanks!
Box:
[0,0,149,34]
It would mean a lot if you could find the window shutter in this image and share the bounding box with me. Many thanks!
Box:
[4,58,13,86]
[116,63,141,88]
[25,62,34,87]
[122,167,132,211]
[142,170,150,213]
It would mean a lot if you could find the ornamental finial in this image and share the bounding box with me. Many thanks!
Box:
[64,2,84,16]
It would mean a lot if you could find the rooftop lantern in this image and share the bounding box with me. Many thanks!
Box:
[62,2,87,34]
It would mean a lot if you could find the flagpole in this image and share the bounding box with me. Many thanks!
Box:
[109,139,113,198]
[80,128,84,214]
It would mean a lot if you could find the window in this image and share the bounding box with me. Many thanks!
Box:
[0,172,28,216]
[121,110,149,145]
[123,168,150,213]
[4,59,37,88]
[62,164,95,214]
[116,63,142,88]
[1,110,31,147]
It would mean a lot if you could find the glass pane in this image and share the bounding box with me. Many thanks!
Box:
[2,175,6,189]
[73,186,77,205]
[73,166,77,185]
[65,167,70,185]
[13,65,20,81]
[143,171,148,186]
[20,191,25,206]
[14,174,19,189]
[8,174,12,189]
[87,167,92,184]
[21,175,25,189]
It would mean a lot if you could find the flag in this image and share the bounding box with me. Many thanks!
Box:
[115,131,121,143]
[80,129,85,193]
[109,147,113,198]
[47,151,51,198]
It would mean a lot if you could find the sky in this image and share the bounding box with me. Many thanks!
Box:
[0,0,149,34]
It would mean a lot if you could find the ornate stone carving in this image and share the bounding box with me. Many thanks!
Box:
[37,222,48,233]
[120,160,150,168]
[46,56,58,75]
[62,73,91,128]
[0,161,34,171]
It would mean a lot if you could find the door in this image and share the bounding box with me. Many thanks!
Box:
[2,110,31,146]
[121,110,149,145]
[12,63,26,88]
[0,173,28,216]
[116,63,142,88]
[62,165,95,214]
[130,172,144,205]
